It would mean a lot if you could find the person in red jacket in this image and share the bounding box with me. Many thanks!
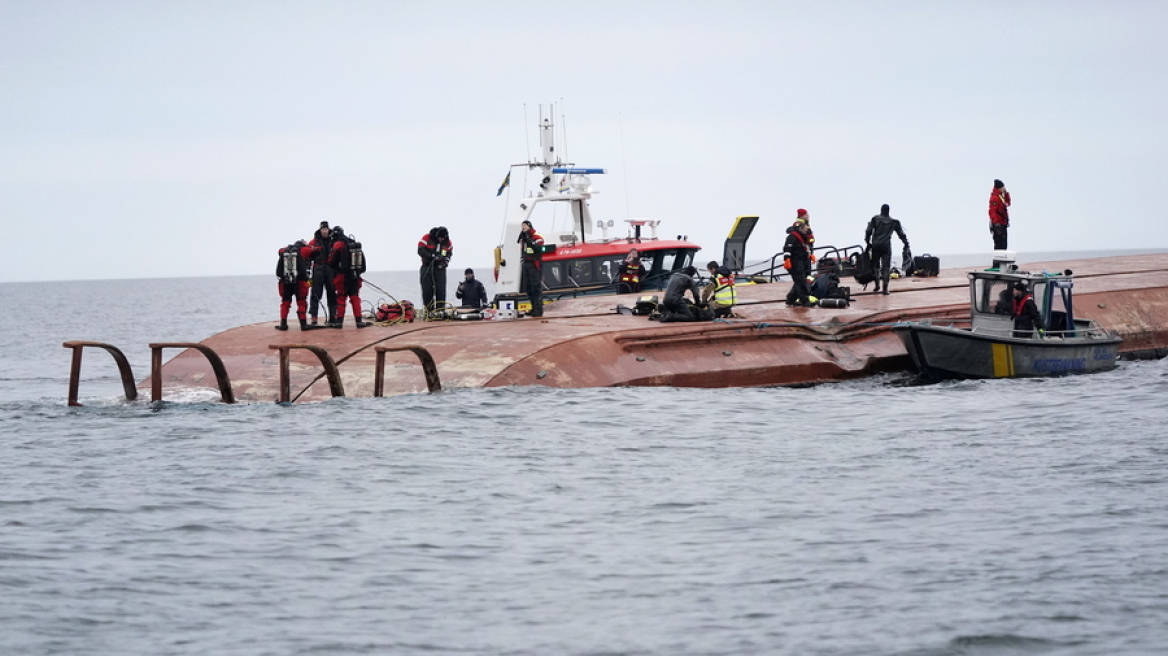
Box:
[275,240,314,331]
[328,226,369,328]
[989,179,1011,250]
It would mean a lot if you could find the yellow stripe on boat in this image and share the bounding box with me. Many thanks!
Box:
[991,343,1013,377]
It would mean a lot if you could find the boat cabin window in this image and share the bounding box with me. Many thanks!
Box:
[568,259,595,285]
[542,262,566,288]
[974,278,1048,316]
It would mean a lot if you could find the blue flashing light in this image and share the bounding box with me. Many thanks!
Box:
[552,168,606,174]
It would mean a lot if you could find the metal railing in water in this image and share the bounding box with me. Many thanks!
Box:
[373,345,442,397]
[149,342,235,404]
[62,341,139,407]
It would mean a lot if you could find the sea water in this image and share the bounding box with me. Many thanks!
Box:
[2,256,1167,655]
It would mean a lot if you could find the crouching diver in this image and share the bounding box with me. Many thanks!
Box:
[275,239,315,331]
[328,226,369,328]
[658,265,701,322]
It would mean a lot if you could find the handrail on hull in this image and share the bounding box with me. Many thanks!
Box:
[61,341,139,407]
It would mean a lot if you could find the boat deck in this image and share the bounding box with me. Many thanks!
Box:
[146,253,1168,402]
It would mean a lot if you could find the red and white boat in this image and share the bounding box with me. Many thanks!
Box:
[493,107,701,303]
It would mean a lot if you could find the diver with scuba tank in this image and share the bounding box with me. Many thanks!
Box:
[328,226,369,328]
[418,226,453,319]
[275,239,315,331]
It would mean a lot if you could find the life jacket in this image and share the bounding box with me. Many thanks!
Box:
[521,230,544,262]
[619,262,642,285]
[375,300,415,323]
[712,273,736,306]
[277,245,308,283]
[1012,293,1033,318]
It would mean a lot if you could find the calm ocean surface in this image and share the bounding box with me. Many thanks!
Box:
[2,253,1168,655]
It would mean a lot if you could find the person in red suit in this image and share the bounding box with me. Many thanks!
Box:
[328,226,369,328]
[275,240,314,331]
[989,179,1012,250]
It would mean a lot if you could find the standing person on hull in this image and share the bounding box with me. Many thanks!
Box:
[308,221,337,326]
[418,226,452,319]
[784,220,814,307]
[989,179,1011,250]
[456,268,489,309]
[864,204,910,295]
[518,220,545,318]
[275,239,315,331]
[328,226,369,328]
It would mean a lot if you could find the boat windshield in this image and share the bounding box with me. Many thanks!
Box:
[974,278,1049,317]
[541,249,695,291]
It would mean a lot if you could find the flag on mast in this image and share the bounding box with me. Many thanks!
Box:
[496,171,511,196]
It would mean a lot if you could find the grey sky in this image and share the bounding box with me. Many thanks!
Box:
[2,1,1166,283]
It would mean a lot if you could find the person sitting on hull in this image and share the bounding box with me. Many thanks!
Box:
[456,268,489,309]
[864,204,910,295]
[275,239,315,331]
[1010,281,1044,338]
[701,260,736,318]
[308,221,337,326]
[418,226,453,318]
[616,248,644,294]
[328,226,369,328]
[518,220,545,318]
[658,265,701,322]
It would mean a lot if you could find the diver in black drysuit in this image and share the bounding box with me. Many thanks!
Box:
[658,266,701,322]
[864,204,910,295]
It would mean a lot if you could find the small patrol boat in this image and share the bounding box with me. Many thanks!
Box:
[493,106,701,304]
[892,253,1122,379]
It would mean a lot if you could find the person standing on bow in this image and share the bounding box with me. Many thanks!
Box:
[418,226,452,318]
[864,204,910,296]
[989,179,1011,250]
[275,239,314,331]
[615,248,643,294]
[518,220,545,317]
[784,220,814,307]
[701,260,737,318]
[456,268,489,309]
[307,221,337,326]
[1010,281,1044,338]
[328,226,368,328]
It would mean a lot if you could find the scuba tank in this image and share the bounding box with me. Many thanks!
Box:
[349,240,365,275]
[280,248,299,283]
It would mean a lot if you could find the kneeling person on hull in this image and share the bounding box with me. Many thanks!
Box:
[702,260,736,318]
[659,266,701,322]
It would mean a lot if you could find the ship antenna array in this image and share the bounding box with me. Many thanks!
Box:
[619,110,630,217]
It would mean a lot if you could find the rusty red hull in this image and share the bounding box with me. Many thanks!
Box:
[146,254,1168,403]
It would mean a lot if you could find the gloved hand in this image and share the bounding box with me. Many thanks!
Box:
[783,256,792,271]
[810,254,817,264]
